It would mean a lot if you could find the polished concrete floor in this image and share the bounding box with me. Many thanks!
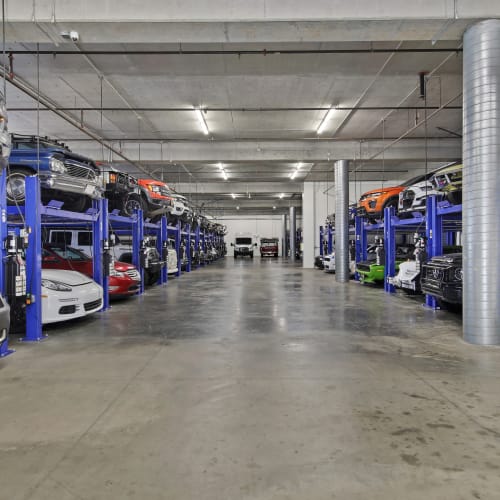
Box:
[1,258,500,500]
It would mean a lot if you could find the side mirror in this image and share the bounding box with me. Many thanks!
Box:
[254,242,258,246]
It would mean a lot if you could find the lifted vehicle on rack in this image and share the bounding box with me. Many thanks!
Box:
[8,134,103,211]
[421,253,463,305]
[260,238,279,257]
[99,164,143,217]
[137,179,174,221]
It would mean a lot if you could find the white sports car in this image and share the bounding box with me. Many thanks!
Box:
[41,269,103,324]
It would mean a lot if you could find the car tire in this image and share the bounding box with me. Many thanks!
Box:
[123,193,146,217]
[250,252,254,258]
[6,167,33,205]
[63,195,89,212]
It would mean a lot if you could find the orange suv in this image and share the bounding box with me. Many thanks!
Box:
[357,174,428,221]
[137,179,174,220]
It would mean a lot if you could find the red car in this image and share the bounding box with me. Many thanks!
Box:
[42,244,141,297]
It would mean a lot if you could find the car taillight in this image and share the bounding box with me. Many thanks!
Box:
[109,173,117,183]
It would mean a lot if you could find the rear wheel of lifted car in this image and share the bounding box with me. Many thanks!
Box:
[122,193,146,217]
[6,167,32,205]
[63,195,89,212]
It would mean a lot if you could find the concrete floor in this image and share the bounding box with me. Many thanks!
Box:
[1,258,500,500]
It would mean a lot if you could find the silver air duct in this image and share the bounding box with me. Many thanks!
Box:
[289,207,296,260]
[335,160,350,282]
[463,20,500,345]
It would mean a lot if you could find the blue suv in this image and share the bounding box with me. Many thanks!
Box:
[7,135,103,211]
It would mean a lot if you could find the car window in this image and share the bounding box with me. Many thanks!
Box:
[50,231,72,245]
[235,238,252,245]
[78,232,92,246]
[49,246,89,261]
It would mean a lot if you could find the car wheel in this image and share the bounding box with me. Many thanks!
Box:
[145,270,160,286]
[382,197,399,212]
[250,252,254,258]
[6,167,33,205]
[234,253,238,259]
[446,190,462,205]
[63,196,89,212]
[123,193,146,217]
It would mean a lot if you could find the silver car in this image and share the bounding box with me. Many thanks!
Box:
[0,294,11,347]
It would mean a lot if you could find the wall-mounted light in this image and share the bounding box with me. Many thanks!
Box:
[317,106,338,135]
[195,108,209,135]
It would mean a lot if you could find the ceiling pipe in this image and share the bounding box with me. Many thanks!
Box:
[7,48,463,56]
[8,105,462,112]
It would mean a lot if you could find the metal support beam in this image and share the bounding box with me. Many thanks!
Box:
[335,160,349,282]
[289,207,297,261]
[384,206,396,293]
[281,214,288,258]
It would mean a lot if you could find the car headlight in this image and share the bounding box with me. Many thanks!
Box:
[41,279,72,292]
[110,269,126,278]
[49,157,67,173]
[454,268,463,281]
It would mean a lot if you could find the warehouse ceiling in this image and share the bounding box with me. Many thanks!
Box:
[2,1,479,214]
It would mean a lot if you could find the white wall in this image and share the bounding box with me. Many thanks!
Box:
[218,215,301,257]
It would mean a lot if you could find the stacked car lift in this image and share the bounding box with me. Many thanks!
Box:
[0,175,225,355]
[319,196,463,307]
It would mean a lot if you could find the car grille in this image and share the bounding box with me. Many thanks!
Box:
[84,298,102,311]
[356,262,371,272]
[59,305,76,315]
[64,160,98,181]
[126,269,141,281]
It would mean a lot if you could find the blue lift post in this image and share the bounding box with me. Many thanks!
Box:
[384,206,396,293]
[158,216,168,285]
[131,209,144,295]
[354,216,367,282]
[425,196,442,309]
[327,224,333,254]
[194,225,201,268]
[23,176,44,342]
[92,198,110,311]
[319,226,324,257]
[174,219,181,277]
[0,170,14,356]
[185,223,191,272]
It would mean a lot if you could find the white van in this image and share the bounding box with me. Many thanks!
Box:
[231,233,257,258]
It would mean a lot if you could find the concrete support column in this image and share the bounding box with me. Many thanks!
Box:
[281,214,288,257]
[289,207,297,260]
[335,160,350,282]
[463,19,500,345]
[302,183,316,268]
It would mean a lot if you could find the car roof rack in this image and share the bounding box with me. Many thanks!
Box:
[11,133,70,150]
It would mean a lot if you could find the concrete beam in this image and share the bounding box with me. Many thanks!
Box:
[6,1,498,43]
[173,182,303,194]
[66,138,461,163]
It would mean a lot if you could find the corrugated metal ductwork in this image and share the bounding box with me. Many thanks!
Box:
[463,20,500,345]
[335,160,350,282]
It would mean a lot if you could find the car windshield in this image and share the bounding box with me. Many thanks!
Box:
[49,246,89,261]
[236,238,252,245]
[261,239,277,244]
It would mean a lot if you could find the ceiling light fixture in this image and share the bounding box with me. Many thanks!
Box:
[279,193,284,199]
[231,193,236,199]
[217,162,223,170]
[195,108,209,135]
[222,170,228,181]
[317,106,338,135]
[236,206,240,210]
[273,206,277,210]
[290,170,298,180]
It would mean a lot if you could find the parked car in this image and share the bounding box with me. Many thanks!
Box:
[260,238,279,257]
[357,174,429,221]
[8,134,103,210]
[421,253,463,304]
[0,293,11,348]
[431,163,463,205]
[323,245,356,275]
[137,179,174,221]
[99,164,144,217]
[398,163,461,215]
[356,243,410,284]
[42,244,141,297]
[41,269,103,323]
[232,233,257,258]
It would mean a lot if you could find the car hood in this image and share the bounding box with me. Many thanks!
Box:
[360,185,400,197]
[114,260,136,272]
[42,269,93,286]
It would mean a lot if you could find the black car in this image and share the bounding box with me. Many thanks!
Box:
[100,165,143,217]
[421,253,463,304]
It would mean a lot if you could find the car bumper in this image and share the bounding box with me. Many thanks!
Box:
[39,173,103,200]
[109,276,141,296]
[42,282,103,324]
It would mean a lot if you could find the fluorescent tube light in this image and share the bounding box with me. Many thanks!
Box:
[317,107,337,135]
[195,108,209,135]
[231,193,236,199]
[290,170,298,180]
[222,170,228,180]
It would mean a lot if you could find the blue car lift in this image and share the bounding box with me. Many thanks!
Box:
[0,170,14,356]
[5,175,108,343]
